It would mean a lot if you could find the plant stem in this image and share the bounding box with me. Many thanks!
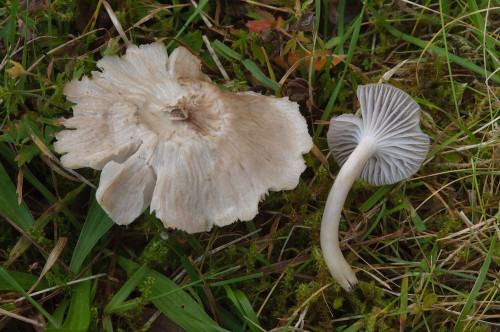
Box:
[321,138,375,291]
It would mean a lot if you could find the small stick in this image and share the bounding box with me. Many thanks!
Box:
[202,35,229,81]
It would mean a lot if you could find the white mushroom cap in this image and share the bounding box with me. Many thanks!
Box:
[54,43,312,233]
[327,83,429,186]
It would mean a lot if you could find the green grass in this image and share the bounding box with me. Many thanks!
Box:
[1,0,499,331]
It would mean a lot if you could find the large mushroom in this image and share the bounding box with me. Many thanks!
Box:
[54,43,312,233]
[322,83,429,291]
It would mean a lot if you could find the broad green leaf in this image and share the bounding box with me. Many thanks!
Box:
[15,144,39,166]
[325,36,341,49]
[407,205,426,232]
[422,293,438,310]
[69,196,114,273]
[62,272,91,332]
[343,322,364,332]
[212,39,241,60]
[242,60,280,91]
[0,270,48,291]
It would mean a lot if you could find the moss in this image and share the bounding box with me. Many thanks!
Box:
[245,241,259,273]
[139,237,170,272]
[430,214,462,238]
[296,281,320,304]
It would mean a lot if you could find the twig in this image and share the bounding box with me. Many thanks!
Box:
[13,273,107,304]
[202,35,229,80]
[0,307,43,327]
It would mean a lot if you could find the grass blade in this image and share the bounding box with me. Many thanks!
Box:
[0,266,61,328]
[104,264,148,314]
[45,298,69,330]
[359,185,392,212]
[117,256,228,332]
[454,236,497,332]
[224,286,261,332]
[368,5,500,84]
[61,272,91,332]
[211,40,241,60]
[166,0,210,51]
[0,162,35,230]
[242,60,280,91]
[69,196,114,273]
[314,1,366,137]
[0,270,48,291]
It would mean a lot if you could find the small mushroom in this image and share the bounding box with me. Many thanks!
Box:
[322,83,429,291]
[54,43,312,233]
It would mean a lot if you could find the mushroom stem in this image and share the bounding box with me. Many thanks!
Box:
[321,137,375,291]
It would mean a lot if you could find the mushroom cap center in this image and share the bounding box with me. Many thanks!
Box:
[137,83,225,140]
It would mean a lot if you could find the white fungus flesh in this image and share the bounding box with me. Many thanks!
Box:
[54,43,313,233]
[322,83,429,291]
[328,84,430,186]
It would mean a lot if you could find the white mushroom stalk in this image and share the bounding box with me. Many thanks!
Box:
[54,43,312,233]
[322,84,430,291]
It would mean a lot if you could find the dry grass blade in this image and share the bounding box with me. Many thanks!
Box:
[310,144,332,177]
[102,0,131,46]
[202,35,229,80]
[0,211,72,273]
[12,273,107,304]
[287,283,332,321]
[0,307,44,328]
[30,134,96,190]
[27,237,68,294]
[128,4,191,30]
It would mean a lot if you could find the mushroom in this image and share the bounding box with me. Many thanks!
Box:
[322,83,429,291]
[54,43,312,233]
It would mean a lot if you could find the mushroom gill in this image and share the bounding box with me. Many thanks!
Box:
[54,43,313,233]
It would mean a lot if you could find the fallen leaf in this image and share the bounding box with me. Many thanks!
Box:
[246,19,273,33]
[286,78,309,102]
[296,11,315,31]
[272,50,346,71]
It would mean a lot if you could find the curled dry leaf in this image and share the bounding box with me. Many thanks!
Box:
[296,12,315,31]
[286,78,309,102]
[54,43,312,233]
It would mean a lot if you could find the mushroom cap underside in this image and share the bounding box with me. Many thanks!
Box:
[327,83,429,186]
[54,43,313,233]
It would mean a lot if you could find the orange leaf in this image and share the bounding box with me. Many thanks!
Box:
[246,10,276,33]
[271,55,287,68]
[272,50,346,71]
[246,19,273,33]
[276,16,285,28]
